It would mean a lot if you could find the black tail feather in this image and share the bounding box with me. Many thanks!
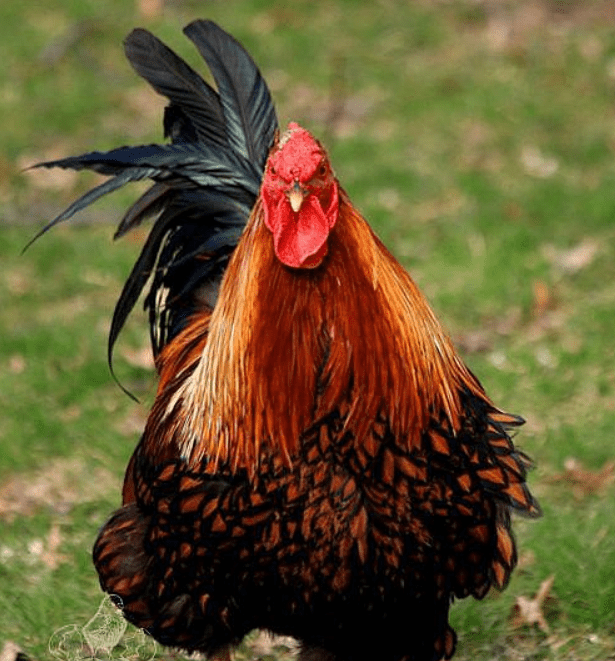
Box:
[124,27,228,149]
[33,143,262,192]
[23,169,143,251]
[31,20,278,366]
[114,181,171,239]
[184,20,277,169]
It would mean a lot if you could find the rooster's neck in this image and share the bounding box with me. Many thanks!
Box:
[168,196,481,473]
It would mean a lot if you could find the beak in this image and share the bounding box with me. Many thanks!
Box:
[287,181,305,213]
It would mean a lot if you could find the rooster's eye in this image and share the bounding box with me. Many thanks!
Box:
[318,164,327,177]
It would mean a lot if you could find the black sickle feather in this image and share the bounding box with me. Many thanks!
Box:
[33,143,262,191]
[184,20,277,170]
[109,190,249,362]
[24,169,142,251]
[25,141,258,252]
[30,20,279,379]
[124,27,228,149]
[114,181,171,239]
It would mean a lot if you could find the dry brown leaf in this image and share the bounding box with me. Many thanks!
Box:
[137,0,164,19]
[532,280,553,319]
[549,457,615,498]
[521,146,559,178]
[554,239,599,274]
[485,2,550,53]
[510,574,555,633]
[5,268,32,295]
[8,354,26,374]
[39,522,68,570]
[58,404,82,422]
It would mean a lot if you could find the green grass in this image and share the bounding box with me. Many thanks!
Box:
[2,0,615,659]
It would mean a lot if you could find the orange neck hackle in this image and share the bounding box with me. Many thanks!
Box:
[165,192,487,474]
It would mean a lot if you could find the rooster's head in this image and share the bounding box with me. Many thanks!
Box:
[261,123,339,269]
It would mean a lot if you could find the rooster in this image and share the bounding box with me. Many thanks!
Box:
[35,20,540,661]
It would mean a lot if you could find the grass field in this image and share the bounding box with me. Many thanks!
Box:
[2,1,615,659]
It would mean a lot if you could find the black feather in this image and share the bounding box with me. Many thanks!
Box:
[33,143,262,192]
[115,182,171,239]
[24,169,145,250]
[109,191,249,362]
[31,20,279,373]
[124,27,228,149]
[163,105,199,143]
[184,20,277,169]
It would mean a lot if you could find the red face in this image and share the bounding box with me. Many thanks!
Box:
[261,123,339,269]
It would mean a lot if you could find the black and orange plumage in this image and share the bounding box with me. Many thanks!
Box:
[35,20,540,661]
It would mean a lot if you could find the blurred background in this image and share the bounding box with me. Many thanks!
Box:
[1,0,614,659]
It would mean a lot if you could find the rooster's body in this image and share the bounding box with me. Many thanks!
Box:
[37,21,539,661]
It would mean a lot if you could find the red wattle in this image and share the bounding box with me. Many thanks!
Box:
[266,195,331,269]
